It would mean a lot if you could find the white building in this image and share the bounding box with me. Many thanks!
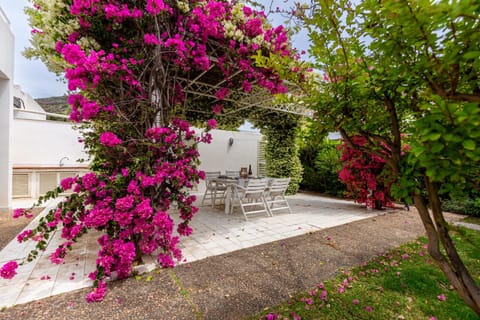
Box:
[0,7,14,209]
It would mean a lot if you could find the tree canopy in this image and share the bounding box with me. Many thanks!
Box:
[306,0,480,314]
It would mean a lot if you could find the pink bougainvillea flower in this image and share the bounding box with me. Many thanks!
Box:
[214,87,229,100]
[401,253,409,259]
[17,229,33,243]
[86,280,107,302]
[437,294,446,301]
[212,103,223,114]
[265,313,277,320]
[365,306,373,312]
[319,289,328,301]
[99,132,122,147]
[60,176,76,191]
[12,208,25,218]
[352,299,359,305]
[0,261,18,279]
[12,208,33,219]
[206,119,217,130]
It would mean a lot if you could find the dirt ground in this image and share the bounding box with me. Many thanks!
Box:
[0,207,466,320]
[0,207,43,251]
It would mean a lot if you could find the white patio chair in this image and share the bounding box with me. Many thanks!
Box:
[265,177,292,215]
[231,179,270,221]
[225,170,239,178]
[201,171,227,207]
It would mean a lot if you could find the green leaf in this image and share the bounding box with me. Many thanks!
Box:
[463,51,480,60]
[426,132,442,141]
[430,143,444,153]
[463,140,476,150]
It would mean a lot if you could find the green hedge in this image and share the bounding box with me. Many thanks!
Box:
[299,135,346,196]
[441,198,480,217]
[252,113,303,195]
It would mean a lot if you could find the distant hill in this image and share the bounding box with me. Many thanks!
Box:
[35,96,69,115]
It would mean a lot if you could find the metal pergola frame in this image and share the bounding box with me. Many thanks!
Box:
[175,42,313,118]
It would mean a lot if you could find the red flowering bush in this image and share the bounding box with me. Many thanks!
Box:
[2,0,306,301]
[338,136,395,209]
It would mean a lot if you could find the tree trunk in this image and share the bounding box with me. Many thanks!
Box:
[413,177,480,316]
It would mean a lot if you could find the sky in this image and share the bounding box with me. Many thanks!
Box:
[0,1,67,98]
[0,1,309,99]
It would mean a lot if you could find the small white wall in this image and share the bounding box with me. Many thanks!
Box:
[13,122,262,171]
[12,119,262,196]
[0,7,14,209]
[197,128,262,175]
[13,84,47,120]
[13,119,88,167]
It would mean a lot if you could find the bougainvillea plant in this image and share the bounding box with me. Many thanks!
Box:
[0,0,307,301]
[338,136,395,210]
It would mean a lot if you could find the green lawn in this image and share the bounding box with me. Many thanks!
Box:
[255,227,480,320]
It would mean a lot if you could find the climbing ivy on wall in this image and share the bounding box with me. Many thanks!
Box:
[252,111,303,194]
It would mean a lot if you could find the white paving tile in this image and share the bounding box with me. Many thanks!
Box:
[0,193,378,307]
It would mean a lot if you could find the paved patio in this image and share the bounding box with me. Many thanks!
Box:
[0,193,378,309]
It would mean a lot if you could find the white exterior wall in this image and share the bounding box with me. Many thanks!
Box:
[13,85,47,120]
[196,129,262,193]
[0,7,14,209]
[12,120,261,196]
[13,119,88,166]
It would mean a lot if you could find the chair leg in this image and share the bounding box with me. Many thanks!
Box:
[202,189,209,206]
[264,197,273,217]
[212,189,216,207]
[286,197,293,214]
[238,193,248,221]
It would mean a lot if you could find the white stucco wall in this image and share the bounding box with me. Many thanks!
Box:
[0,8,13,80]
[12,120,262,174]
[13,119,88,167]
[0,7,14,209]
[13,85,47,120]
[197,129,262,175]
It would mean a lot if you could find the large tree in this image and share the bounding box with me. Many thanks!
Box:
[306,0,480,314]
[0,0,307,301]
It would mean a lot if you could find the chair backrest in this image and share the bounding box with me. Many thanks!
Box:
[225,170,239,178]
[268,177,290,196]
[205,171,221,182]
[241,179,267,199]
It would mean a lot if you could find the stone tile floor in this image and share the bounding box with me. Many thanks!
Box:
[0,193,378,309]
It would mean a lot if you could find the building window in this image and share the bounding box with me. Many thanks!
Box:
[13,96,25,109]
[12,174,30,198]
[39,172,58,195]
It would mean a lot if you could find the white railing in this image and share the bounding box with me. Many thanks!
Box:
[0,7,11,25]
[14,108,70,120]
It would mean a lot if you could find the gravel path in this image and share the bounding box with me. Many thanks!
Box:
[0,208,43,251]
[0,208,465,320]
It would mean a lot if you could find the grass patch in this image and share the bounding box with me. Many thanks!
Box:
[464,216,480,225]
[255,227,480,320]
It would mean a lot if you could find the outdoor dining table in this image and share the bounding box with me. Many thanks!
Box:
[210,177,245,214]
[211,177,273,214]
